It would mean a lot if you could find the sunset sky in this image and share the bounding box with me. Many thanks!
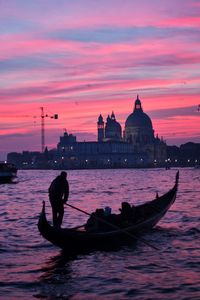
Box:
[0,0,200,159]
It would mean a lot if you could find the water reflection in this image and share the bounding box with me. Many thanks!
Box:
[39,252,75,282]
[0,168,200,299]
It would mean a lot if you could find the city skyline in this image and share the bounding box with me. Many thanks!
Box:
[0,0,200,160]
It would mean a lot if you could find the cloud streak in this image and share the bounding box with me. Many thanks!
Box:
[0,0,200,157]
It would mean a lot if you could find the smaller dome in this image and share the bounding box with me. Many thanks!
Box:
[113,121,122,131]
[105,112,122,140]
[105,119,121,131]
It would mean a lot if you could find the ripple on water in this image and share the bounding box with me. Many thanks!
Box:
[0,168,200,300]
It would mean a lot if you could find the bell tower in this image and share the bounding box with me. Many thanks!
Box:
[97,114,104,142]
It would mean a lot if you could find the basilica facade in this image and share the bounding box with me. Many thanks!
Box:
[56,96,167,168]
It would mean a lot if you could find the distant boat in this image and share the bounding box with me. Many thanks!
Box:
[0,162,17,183]
[38,172,179,253]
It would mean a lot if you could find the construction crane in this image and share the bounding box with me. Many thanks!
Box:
[40,107,58,153]
[1,109,58,152]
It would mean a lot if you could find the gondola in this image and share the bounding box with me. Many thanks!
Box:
[38,171,179,253]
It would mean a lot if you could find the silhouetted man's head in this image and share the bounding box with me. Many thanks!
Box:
[60,171,67,179]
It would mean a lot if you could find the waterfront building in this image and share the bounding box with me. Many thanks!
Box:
[56,96,167,168]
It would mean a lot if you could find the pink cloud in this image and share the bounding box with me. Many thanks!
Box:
[1,1,200,154]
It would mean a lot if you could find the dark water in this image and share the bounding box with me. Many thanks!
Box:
[0,168,199,299]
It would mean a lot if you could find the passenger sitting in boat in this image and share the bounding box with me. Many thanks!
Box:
[85,203,136,232]
[104,206,112,216]
[85,208,106,231]
[135,205,147,222]
[131,204,136,219]
[119,202,133,221]
[95,208,105,228]
[84,212,96,231]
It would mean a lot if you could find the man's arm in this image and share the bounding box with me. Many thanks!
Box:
[63,181,69,202]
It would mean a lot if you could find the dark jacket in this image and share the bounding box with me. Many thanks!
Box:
[49,175,69,202]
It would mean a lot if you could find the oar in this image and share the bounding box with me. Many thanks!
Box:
[65,203,159,250]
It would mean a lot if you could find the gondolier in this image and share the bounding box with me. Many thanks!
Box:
[39,172,179,253]
[48,171,69,228]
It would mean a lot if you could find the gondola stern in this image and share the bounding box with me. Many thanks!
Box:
[38,201,49,233]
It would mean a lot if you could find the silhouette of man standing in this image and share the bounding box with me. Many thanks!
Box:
[48,171,69,228]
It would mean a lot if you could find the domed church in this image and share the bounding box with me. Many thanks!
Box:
[124,95,166,164]
[57,95,167,168]
[98,111,122,142]
[125,95,154,144]
[97,95,166,165]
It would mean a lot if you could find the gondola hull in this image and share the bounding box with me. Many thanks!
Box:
[38,172,179,253]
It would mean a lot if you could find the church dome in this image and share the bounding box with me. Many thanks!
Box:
[105,112,122,131]
[125,96,152,129]
[106,119,121,131]
[105,112,122,140]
